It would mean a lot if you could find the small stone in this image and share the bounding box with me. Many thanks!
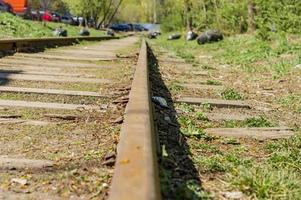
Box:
[102,158,115,167]
[152,96,169,108]
[104,152,116,160]
[112,116,123,124]
[11,178,28,186]
[223,191,244,199]
[164,116,172,123]
[100,104,109,110]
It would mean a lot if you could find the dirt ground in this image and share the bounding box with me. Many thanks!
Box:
[0,37,139,199]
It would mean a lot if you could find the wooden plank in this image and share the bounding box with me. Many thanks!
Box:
[176,97,251,109]
[206,113,253,121]
[180,83,223,90]
[205,127,294,140]
[44,51,117,59]
[189,71,209,76]
[15,53,116,61]
[0,156,53,170]
[0,118,52,126]
[0,58,111,68]
[0,99,98,110]
[0,70,93,78]
[0,190,61,200]
[0,86,104,97]
[0,73,112,84]
[47,49,117,57]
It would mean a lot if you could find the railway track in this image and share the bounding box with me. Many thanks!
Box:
[0,35,297,200]
[0,36,162,199]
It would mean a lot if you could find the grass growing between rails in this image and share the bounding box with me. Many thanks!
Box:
[0,13,105,39]
[150,33,301,77]
[150,32,301,198]
[176,103,301,199]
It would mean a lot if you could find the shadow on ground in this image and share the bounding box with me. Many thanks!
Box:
[148,45,206,199]
[0,69,23,86]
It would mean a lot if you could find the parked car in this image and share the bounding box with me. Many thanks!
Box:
[51,12,61,22]
[0,0,13,13]
[61,15,75,25]
[42,11,52,22]
[29,10,42,21]
[72,16,83,26]
[132,23,148,32]
[108,23,131,32]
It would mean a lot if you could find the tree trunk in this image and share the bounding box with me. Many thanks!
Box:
[202,1,208,28]
[184,0,192,31]
[106,0,124,27]
[247,0,256,32]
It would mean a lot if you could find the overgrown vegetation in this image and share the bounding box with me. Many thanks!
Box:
[156,0,301,38]
[151,26,300,199]
[225,116,275,128]
[221,88,243,100]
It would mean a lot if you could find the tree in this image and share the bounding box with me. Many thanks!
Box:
[247,0,255,32]
[184,0,192,30]
[63,0,124,28]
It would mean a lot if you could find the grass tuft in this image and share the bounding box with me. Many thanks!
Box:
[221,88,243,100]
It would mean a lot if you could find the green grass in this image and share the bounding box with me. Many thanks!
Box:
[178,115,214,140]
[221,88,243,100]
[149,33,301,79]
[279,94,301,113]
[225,116,275,128]
[151,32,301,199]
[0,13,105,39]
[228,134,301,199]
[206,79,222,85]
[169,82,184,92]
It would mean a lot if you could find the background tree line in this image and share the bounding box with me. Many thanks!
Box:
[27,0,124,28]
[157,0,301,37]
[26,0,301,38]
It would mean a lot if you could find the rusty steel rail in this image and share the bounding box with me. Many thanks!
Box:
[0,36,119,52]
[109,39,161,200]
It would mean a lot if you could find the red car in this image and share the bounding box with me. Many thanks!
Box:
[42,11,52,22]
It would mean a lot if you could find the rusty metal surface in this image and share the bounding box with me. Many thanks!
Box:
[109,39,161,200]
[0,36,119,52]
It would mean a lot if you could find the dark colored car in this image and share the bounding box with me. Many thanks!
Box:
[109,24,131,32]
[29,10,43,21]
[0,0,13,13]
[61,15,74,25]
[128,23,148,32]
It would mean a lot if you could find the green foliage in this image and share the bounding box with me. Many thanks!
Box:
[244,116,274,127]
[221,88,243,100]
[0,13,105,39]
[0,13,52,38]
[178,116,213,139]
[169,82,184,92]
[157,0,301,37]
[279,95,301,113]
[176,103,195,113]
[206,80,222,85]
[225,116,274,128]
[160,0,184,32]
[229,166,301,199]
[175,180,212,200]
[196,152,252,173]
[195,111,209,121]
